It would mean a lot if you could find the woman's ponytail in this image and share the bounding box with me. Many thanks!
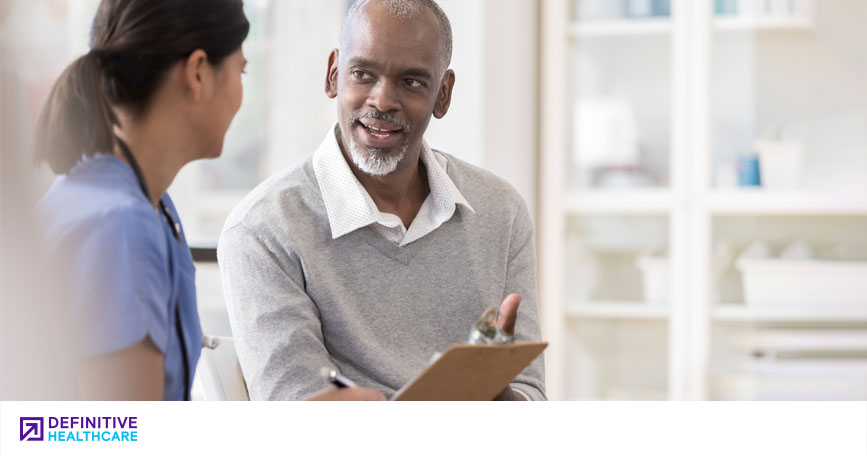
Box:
[33,51,117,174]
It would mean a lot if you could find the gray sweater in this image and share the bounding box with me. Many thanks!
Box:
[218,151,546,401]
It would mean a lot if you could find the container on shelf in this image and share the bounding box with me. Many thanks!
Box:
[574,0,624,20]
[575,0,670,20]
[636,255,670,304]
[572,96,659,188]
[736,241,867,306]
[754,140,804,188]
[719,0,813,21]
[625,0,653,18]
[737,154,761,187]
[651,0,671,17]
[737,0,766,17]
[714,359,867,400]
[766,0,792,16]
[715,0,738,15]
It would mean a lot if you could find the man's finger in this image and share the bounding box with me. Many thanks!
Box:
[497,293,521,335]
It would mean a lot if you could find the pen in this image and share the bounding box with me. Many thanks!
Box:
[319,367,357,389]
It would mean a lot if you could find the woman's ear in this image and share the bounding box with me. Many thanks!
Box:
[433,69,455,119]
[325,49,339,99]
[184,49,210,102]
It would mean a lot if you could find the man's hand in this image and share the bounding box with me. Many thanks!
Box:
[306,386,385,401]
[492,293,527,401]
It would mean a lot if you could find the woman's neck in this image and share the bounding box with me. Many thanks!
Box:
[112,113,189,208]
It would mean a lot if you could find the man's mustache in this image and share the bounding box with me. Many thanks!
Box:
[350,110,411,133]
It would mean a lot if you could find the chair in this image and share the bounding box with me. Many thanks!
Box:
[196,336,250,401]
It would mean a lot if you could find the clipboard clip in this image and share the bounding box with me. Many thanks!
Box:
[467,307,514,345]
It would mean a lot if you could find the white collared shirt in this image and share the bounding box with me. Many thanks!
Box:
[313,125,475,246]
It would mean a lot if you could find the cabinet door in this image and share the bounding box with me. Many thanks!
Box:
[708,0,867,400]
[569,0,674,190]
[710,0,866,194]
[563,215,671,400]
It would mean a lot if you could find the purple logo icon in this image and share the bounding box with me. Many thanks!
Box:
[20,417,44,441]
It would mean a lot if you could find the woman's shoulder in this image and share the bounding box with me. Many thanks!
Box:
[38,156,164,252]
[41,155,149,214]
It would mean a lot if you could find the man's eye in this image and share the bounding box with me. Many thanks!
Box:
[405,79,424,88]
[352,70,369,80]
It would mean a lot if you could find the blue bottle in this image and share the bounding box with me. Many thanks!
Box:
[714,0,737,15]
[737,154,762,187]
[652,0,671,17]
[625,0,653,17]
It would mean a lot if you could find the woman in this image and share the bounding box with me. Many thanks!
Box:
[34,0,382,401]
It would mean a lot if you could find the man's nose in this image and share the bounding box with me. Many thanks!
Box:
[367,79,400,113]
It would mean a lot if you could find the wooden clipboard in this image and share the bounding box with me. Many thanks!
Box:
[390,341,547,401]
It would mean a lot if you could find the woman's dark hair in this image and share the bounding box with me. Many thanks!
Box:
[34,0,250,174]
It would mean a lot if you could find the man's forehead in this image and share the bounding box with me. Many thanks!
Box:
[343,37,438,76]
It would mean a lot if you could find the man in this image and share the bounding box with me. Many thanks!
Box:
[218,0,545,400]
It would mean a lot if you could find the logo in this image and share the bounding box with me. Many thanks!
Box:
[20,417,44,441]
[18,416,138,443]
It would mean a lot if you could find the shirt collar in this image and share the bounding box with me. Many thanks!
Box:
[312,124,474,240]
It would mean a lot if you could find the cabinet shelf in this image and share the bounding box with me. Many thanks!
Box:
[561,189,867,215]
[570,15,811,38]
[570,19,671,38]
[567,302,669,320]
[563,189,675,215]
[706,189,867,215]
[714,17,813,32]
[714,304,867,323]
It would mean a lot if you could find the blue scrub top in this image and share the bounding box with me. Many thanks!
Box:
[38,154,202,400]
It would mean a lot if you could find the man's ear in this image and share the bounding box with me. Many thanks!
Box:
[184,49,210,102]
[325,49,339,99]
[433,69,455,119]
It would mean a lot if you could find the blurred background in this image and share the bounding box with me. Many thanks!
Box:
[1,0,866,400]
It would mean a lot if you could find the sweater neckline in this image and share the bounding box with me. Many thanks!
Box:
[359,225,421,265]
[354,208,465,264]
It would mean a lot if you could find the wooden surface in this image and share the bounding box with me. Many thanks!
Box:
[391,342,548,401]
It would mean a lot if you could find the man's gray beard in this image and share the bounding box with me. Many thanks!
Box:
[347,135,408,176]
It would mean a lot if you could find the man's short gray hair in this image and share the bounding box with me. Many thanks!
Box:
[340,0,453,76]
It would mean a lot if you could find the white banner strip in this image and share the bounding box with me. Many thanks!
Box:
[2,401,865,456]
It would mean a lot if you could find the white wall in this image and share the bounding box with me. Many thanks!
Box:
[482,0,540,221]
[425,0,487,168]
[263,1,347,173]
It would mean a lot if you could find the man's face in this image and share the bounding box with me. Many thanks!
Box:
[326,0,454,177]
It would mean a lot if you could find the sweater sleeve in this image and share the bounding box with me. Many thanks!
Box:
[504,196,548,401]
[218,224,337,400]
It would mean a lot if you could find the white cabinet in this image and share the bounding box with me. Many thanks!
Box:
[541,0,867,400]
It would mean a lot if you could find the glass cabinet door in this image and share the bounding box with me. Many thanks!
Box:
[707,0,867,400]
[556,0,677,400]
[569,0,673,190]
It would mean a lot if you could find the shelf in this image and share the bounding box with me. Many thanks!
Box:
[563,189,867,215]
[714,16,813,32]
[727,329,867,352]
[714,304,867,322]
[570,19,671,38]
[563,189,675,215]
[569,15,811,38]
[706,189,867,215]
[567,302,669,320]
